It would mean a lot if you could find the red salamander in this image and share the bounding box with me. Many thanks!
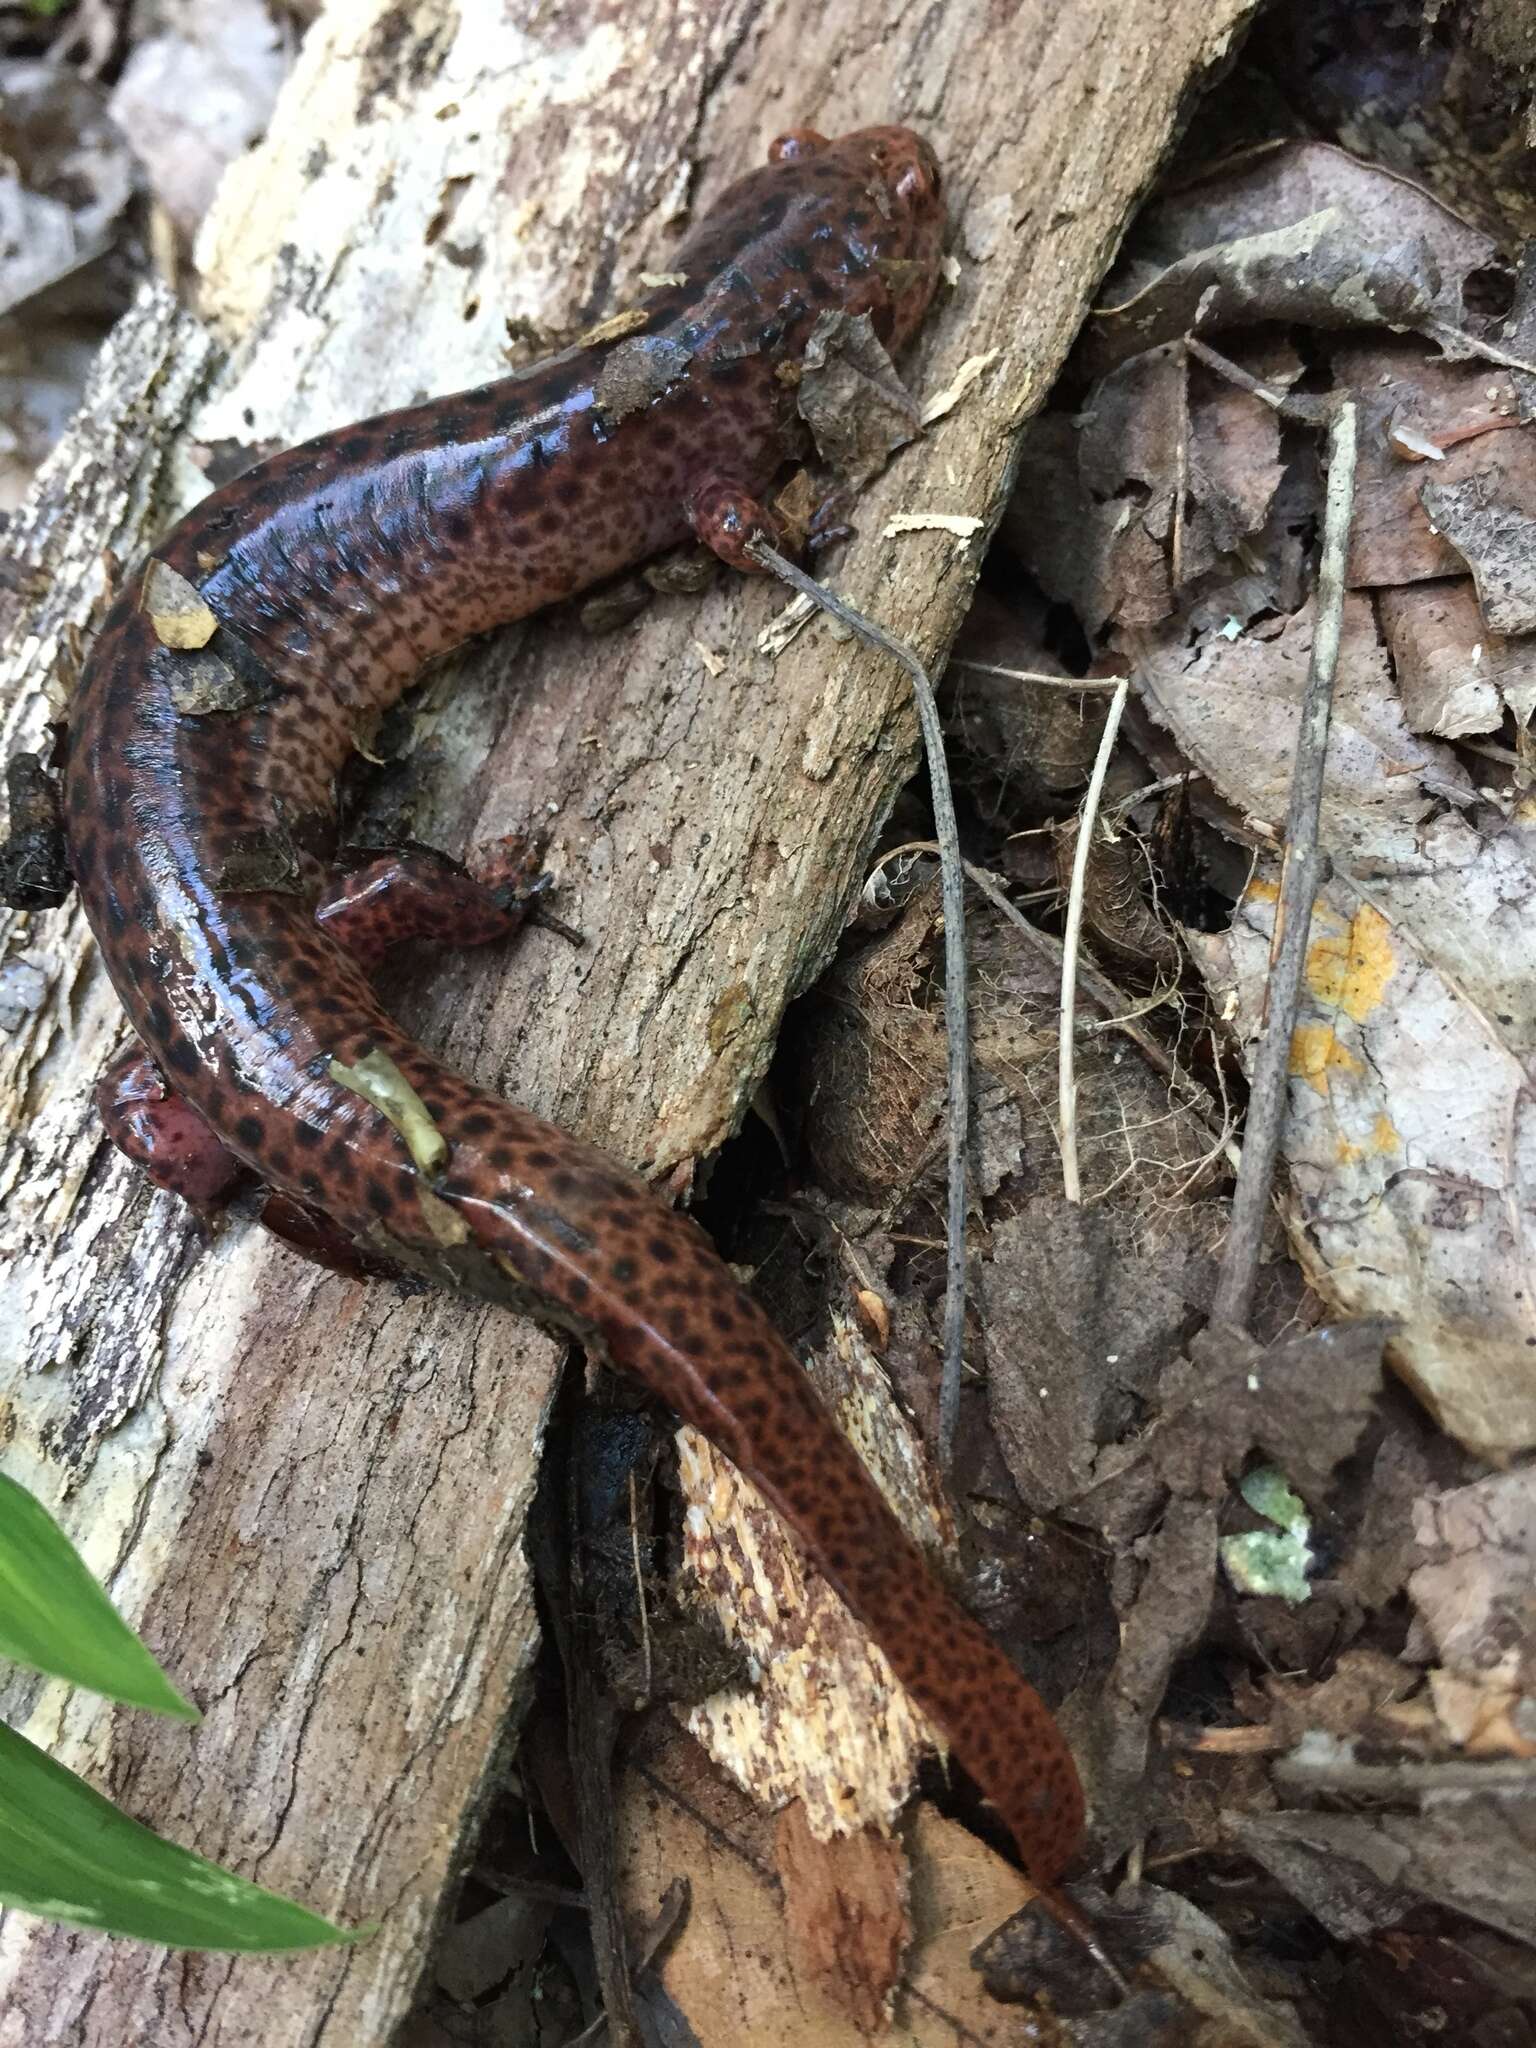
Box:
[60,126,1085,1889]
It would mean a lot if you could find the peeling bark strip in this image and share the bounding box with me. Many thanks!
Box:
[0,0,1257,2038]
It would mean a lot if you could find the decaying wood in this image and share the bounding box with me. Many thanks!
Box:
[0,0,1257,2037]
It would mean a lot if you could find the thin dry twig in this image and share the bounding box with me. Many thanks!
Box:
[746,538,970,1467]
[1209,399,1360,1332]
[1273,1743,1536,1798]
[1185,336,1329,424]
[628,1468,653,1701]
[1059,676,1131,1202]
[951,656,1124,691]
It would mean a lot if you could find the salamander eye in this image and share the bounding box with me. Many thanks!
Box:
[896,154,939,206]
[768,128,827,164]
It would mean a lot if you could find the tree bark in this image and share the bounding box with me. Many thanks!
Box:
[0,0,1256,2038]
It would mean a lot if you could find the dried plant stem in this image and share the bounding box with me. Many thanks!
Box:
[745,538,970,1466]
[628,1469,653,1699]
[952,656,1124,691]
[1209,400,1359,1332]
[1058,675,1131,1202]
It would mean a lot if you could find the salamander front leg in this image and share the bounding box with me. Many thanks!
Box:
[686,476,789,574]
[96,1047,246,1215]
[315,836,554,972]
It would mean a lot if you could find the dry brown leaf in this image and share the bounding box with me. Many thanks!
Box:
[1189,870,1536,1459]
[1181,348,1291,579]
[1004,410,1173,636]
[1336,340,1528,589]
[1130,1884,1314,2048]
[1129,592,1476,851]
[1256,1648,1429,1751]
[1377,581,1536,737]
[980,1201,1212,1514]
[798,308,922,489]
[1053,813,1184,972]
[1228,1800,1536,1947]
[1009,342,1291,639]
[1411,1470,1536,1698]
[617,1721,1038,2046]
[1429,1670,1536,1758]
[1422,473,1536,635]
[1085,140,1498,378]
[0,62,134,318]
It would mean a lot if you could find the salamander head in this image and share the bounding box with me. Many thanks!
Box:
[669,122,946,366]
[778,124,946,353]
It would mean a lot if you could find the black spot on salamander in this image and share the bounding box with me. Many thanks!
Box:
[708,359,748,386]
[164,1036,200,1079]
[434,412,468,439]
[531,438,555,470]
[520,1194,596,1258]
[233,1114,264,1150]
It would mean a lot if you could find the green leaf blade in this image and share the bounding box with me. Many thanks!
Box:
[0,1724,362,1952]
[0,1471,197,1719]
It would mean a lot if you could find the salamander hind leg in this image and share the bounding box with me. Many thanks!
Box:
[258,1190,408,1281]
[315,836,555,972]
[97,1047,246,1214]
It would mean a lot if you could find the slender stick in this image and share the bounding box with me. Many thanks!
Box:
[1057,676,1130,1202]
[745,537,970,1466]
[951,657,1124,692]
[1209,400,1359,1332]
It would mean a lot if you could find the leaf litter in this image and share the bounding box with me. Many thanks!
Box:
[654,63,1536,2040]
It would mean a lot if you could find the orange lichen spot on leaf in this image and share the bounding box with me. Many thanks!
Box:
[1289,1022,1364,1095]
[1306,904,1397,1022]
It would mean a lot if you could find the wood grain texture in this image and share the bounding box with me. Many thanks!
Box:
[0,0,1256,2037]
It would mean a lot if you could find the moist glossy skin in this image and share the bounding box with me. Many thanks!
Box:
[64,127,1085,1885]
